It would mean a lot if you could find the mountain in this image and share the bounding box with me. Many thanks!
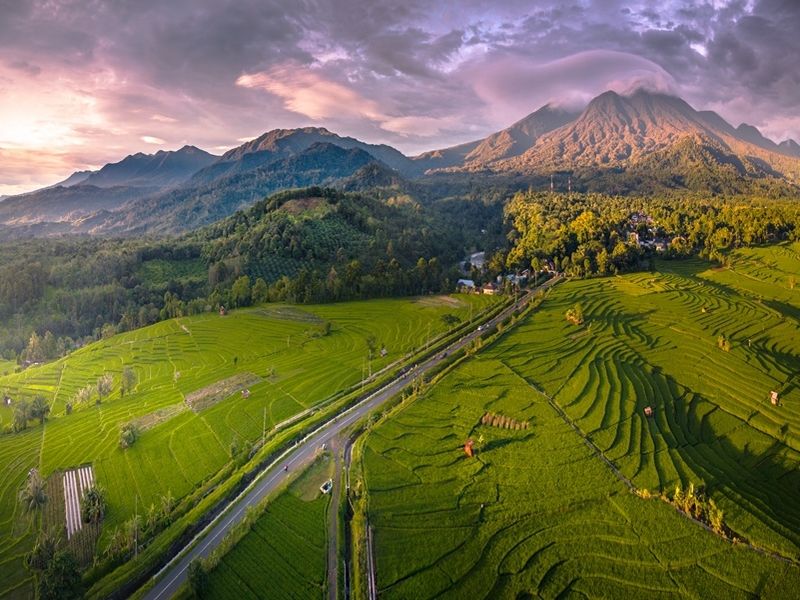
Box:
[82,145,217,188]
[413,104,578,171]
[464,89,800,189]
[192,127,415,183]
[107,142,389,235]
[0,146,218,230]
[45,170,94,189]
[0,184,151,227]
[779,139,800,158]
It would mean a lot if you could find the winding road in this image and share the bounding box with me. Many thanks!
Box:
[142,277,560,600]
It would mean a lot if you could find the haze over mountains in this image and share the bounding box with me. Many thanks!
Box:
[2,88,800,237]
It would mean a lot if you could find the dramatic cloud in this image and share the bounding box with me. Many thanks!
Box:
[237,64,387,122]
[2,0,800,194]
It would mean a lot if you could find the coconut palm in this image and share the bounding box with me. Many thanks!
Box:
[30,395,50,425]
[19,468,47,514]
[80,486,106,524]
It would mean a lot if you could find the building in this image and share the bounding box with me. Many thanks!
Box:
[770,391,779,406]
[482,282,498,295]
[644,406,654,417]
[456,278,476,292]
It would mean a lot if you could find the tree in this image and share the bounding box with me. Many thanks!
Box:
[80,486,106,524]
[119,422,140,449]
[96,373,113,403]
[160,490,175,522]
[19,468,47,514]
[26,529,59,572]
[74,385,93,406]
[37,550,83,600]
[252,277,269,304]
[565,303,584,325]
[121,366,137,397]
[30,395,50,425]
[230,275,252,308]
[13,399,30,432]
[188,559,209,598]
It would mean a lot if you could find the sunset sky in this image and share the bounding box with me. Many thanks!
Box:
[1,0,798,195]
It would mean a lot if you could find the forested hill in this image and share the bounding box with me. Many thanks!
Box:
[0,187,503,360]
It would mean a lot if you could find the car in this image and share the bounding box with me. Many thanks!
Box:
[477,325,485,331]
[439,352,447,359]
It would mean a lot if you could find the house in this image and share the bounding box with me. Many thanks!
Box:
[469,251,486,269]
[482,282,498,295]
[770,391,779,406]
[456,278,476,292]
[644,406,654,417]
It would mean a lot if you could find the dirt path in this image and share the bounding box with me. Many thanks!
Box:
[327,437,343,600]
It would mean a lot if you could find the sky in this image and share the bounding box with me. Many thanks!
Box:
[1,0,799,195]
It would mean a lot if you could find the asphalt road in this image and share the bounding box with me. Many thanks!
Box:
[142,277,560,600]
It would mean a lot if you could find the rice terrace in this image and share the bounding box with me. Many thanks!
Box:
[5,3,800,598]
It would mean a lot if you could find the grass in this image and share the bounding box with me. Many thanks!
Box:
[0,293,495,598]
[203,454,334,599]
[360,243,800,598]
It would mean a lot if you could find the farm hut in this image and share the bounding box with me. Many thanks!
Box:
[644,406,654,417]
[241,389,251,399]
[770,391,779,406]
[464,439,475,458]
[219,305,227,316]
[320,479,333,494]
[380,347,388,357]
[3,395,10,407]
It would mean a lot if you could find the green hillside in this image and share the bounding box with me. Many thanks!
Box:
[0,293,494,598]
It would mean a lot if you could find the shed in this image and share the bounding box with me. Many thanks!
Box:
[241,389,250,399]
[644,406,654,417]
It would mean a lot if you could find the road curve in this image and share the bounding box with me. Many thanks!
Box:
[142,277,560,600]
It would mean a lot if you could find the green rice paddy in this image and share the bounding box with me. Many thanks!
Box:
[203,454,334,599]
[361,243,800,598]
[0,294,493,599]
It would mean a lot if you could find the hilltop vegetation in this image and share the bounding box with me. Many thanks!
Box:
[0,187,501,358]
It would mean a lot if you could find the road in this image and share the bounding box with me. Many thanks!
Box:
[142,277,560,600]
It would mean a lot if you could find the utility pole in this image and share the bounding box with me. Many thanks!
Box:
[550,174,554,193]
[134,494,138,558]
[568,176,572,194]
[262,406,267,446]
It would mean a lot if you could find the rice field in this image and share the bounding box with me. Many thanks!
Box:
[203,454,333,599]
[0,294,493,599]
[362,243,800,598]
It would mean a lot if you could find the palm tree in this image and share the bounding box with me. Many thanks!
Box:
[19,468,47,514]
[80,486,106,524]
[30,395,50,425]
[13,399,30,432]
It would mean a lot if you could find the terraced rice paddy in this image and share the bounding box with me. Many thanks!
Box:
[362,244,800,598]
[203,455,333,599]
[0,294,493,599]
